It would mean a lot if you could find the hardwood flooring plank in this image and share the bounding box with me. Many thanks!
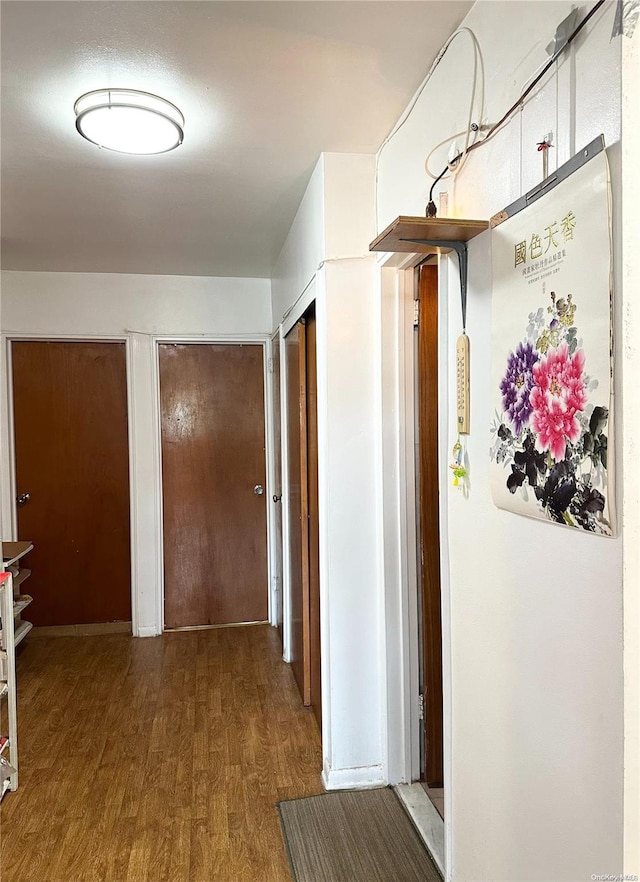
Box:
[0,625,323,881]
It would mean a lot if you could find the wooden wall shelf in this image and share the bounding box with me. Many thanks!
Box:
[369,216,489,254]
[370,216,489,337]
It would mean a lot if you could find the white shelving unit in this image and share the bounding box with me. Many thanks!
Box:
[0,572,18,798]
[2,542,34,647]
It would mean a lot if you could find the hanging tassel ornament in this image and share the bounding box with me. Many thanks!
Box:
[449,437,467,488]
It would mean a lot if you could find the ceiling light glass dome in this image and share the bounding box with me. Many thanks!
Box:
[74,89,184,155]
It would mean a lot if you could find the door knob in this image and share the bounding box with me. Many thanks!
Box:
[254,484,264,496]
[273,494,282,503]
[16,492,31,505]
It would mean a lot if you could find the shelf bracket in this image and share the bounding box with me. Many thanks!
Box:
[406,239,469,332]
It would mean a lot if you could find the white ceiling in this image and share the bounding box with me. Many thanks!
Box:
[1,1,472,278]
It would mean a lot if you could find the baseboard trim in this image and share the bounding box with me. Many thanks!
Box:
[136,625,161,638]
[394,783,445,878]
[322,761,386,791]
[31,621,132,637]
[164,620,268,632]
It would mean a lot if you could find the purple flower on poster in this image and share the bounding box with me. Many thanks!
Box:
[499,342,538,434]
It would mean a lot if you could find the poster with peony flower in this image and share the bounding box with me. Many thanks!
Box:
[490,150,614,535]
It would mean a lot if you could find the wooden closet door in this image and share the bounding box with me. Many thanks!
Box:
[12,341,131,626]
[159,343,268,629]
[285,310,320,720]
[286,322,310,705]
[418,265,444,787]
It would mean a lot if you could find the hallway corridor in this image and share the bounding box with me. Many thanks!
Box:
[0,625,324,881]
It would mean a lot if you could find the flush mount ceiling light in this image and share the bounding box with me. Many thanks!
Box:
[74,89,184,155]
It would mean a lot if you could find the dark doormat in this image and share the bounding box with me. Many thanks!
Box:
[277,787,442,882]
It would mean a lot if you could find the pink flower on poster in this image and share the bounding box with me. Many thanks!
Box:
[529,342,587,460]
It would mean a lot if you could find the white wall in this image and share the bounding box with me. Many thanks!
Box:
[0,271,272,634]
[271,152,376,328]
[271,161,325,328]
[316,257,382,785]
[377,3,624,881]
[271,153,383,788]
[1,271,271,338]
[621,19,640,877]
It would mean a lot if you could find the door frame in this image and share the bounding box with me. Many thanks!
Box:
[151,335,273,633]
[276,323,292,662]
[374,250,453,865]
[280,280,327,743]
[0,333,138,632]
[267,329,283,634]
[279,277,317,665]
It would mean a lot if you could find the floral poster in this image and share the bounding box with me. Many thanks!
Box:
[490,151,614,535]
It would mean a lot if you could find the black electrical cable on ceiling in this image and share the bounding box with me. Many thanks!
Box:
[427,0,607,216]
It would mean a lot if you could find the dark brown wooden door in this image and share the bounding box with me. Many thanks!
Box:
[159,343,268,629]
[306,308,321,729]
[285,310,320,721]
[418,265,444,787]
[286,322,310,705]
[12,341,131,626]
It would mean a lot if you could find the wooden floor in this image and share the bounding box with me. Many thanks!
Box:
[0,624,324,881]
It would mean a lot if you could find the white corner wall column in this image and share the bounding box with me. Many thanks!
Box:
[272,153,387,792]
[275,258,386,789]
[317,257,385,791]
